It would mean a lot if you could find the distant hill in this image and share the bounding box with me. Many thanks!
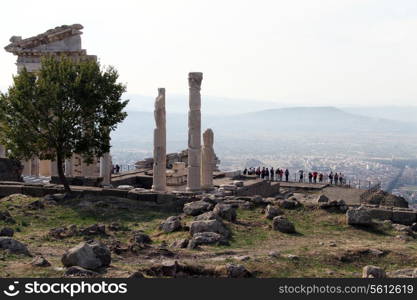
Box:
[342,106,417,124]
[111,106,417,152]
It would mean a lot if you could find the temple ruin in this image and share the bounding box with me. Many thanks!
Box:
[4,24,111,182]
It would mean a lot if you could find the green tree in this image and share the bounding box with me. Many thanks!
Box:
[0,56,128,192]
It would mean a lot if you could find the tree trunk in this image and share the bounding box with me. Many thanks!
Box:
[56,153,71,193]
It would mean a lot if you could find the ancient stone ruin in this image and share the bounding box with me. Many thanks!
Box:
[152,88,167,192]
[4,24,111,183]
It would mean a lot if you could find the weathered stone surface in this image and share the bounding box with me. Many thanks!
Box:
[0,237,30,256]
[80,224,106,236]
[31,255,51,267]
[61,240,111,270]
[215,264,252,278]
[194,211,221,221]
[170,239,189,249]
[316,194,329,203]
[367,207,393,221]
[201,129,215,190]
[213,203,236,222]
[131,232,152,244]
[129,271,145,278]
[0,227,14,237]
[362,265,386,278]
[265,205,284,219]
[152,88,167,192]
[188,232,225,249]
[183,200,212,216]
[0,210,15,224]
[277,199,299,209]
[64,266,99,277]
[186,72,203,192]
[346,206,372,226]
[392,209,416,225]
[26,200,45,210]
[160,216,181,233]
[272,216,295,233]
[189,219,229,238]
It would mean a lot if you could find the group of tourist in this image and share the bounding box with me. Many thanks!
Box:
[243,167,346,185]
[112,164,121,174]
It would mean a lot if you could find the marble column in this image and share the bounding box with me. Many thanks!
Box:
[65,157,73,177]
[0,145,6,158]
[151,88,167,192]
[50,159,59,177]
[186,72,203,192]
[100,152,111,185]
[201,128,214,190]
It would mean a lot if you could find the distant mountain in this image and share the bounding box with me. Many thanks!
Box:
[342,106,417,124]
[111,106,417,151]
[206,106,416,136]
[124,93,284,115]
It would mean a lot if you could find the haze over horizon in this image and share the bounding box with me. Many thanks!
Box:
[1,0,417,109]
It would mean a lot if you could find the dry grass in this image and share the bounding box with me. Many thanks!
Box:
[0,194,416,277]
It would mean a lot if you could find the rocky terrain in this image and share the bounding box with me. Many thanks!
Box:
[0,190,416,278]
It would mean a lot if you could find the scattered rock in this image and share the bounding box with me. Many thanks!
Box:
[132,232,152,244]
[265,205,284,220]
[140,260,219,278]
[31,255,51,267]
[0,211,15,224]
[286,254,299,260]
[268,251,280,258]
[316,194,329,203]
[170,239,189,249]
[61,240,111,270]
[362,265,386,278]
[189,219,230,238]
[26,200,45,210]
[234,255,250,262]
[272,216,296,233]
[108,222,123,231]
[0,237,31,256]
[80,224,106,236]
[183,201,212,216]
[129,271,145,278]
[194,211,222,221]
[346,206,372,226]
[64,266,99,277]
[215,263,252,278]
[213,203,237,222]
[277,199,300,209]
[188,232,226,249]
[159,216,182,233]
[233,181,244,187]
[0,227,14,237]
[338,248,388,262]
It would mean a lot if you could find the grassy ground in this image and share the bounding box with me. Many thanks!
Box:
[0,193,416,278]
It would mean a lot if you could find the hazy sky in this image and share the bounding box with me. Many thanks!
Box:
[1,0,417,107]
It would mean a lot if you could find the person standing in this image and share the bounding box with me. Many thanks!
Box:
[329,172,333,184]
[334,173,339,185]
[298,170,304,182]
[270,167,274,181]
[308,172,313,183]
[313,171,318,184]
[319,173,323,183]
[285,169,289,182]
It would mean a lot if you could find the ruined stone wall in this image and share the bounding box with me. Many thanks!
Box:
[235,181,280,197]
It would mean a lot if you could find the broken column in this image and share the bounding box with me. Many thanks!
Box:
[186,72,203,192]
[201,128,214,190]
[151,88,167,192]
